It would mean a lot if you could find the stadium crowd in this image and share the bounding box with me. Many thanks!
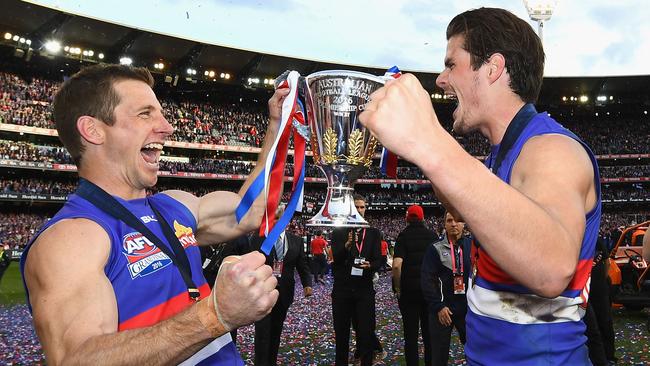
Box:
[1,69,649,252]
[1,208,646,251]
[2,70,650,156]
[0,212,48,250]
[1,139,650,182]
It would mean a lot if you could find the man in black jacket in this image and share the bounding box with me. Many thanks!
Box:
[393,204,437,366]
[331,195,382,366]
[421,212,471,366]
[249,206,313,366]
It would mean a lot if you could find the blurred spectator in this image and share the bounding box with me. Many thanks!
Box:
[0,213,48,249]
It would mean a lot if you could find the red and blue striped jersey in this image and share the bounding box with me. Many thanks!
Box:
[21,191,243,365]
[466,108,601,365]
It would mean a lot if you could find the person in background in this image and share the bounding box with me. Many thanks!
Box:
[330,194,382,366]
[392,204,436,365]
[380,234,389,273]
[0,244,11,285]
[310,230,329,284]
[421,211,471,366]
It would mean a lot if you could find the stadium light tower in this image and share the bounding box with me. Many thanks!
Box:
[523,0,558,43]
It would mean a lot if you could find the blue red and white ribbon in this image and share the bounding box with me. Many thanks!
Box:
[235,71,307,255]
[378,66,401,178]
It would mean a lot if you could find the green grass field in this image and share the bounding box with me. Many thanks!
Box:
[0,262,25,305]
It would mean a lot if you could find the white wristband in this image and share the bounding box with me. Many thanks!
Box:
[212,256,240,332]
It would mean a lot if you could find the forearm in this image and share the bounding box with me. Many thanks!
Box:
[57,300,224,366]
[421,146,577,296]
[235,124,279,232]
[238,123,278,197]
[391,266,401,291]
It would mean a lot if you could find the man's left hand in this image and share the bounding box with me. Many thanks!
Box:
[267,87,291,131]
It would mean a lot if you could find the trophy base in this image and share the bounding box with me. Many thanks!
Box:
[306,214,370,228]
[306,187,369,228]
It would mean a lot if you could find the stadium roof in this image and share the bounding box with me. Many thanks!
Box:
[1,0,649,104]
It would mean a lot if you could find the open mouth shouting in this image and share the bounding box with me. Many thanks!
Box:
[140,142,164,168]
[445,92,459,117]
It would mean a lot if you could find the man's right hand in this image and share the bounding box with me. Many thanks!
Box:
[210,252,278,331]
[438,306,453,327]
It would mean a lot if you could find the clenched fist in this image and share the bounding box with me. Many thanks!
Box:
[210,252,279,331]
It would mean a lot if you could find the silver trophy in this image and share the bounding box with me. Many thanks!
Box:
[304,70,386,227]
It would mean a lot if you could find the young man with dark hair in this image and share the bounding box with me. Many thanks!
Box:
[360,7,601,365]
[21,64,286,365]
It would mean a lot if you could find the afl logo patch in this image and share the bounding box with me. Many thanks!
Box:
[123,232,156,256]
[121,232,172,279]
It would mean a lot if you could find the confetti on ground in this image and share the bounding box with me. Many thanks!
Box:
[2,273,649,365]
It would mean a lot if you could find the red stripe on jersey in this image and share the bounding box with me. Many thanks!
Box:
[118,283,211,331]
[566,259,592,291]
[476,248,517,285]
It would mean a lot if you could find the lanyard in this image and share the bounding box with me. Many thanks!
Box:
[76,179,200,301]
[355,229,367,256]
[449,237,464,275]
[489,103,538,175]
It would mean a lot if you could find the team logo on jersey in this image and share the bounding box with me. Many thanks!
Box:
[174,221,198,248]
[122,232,172,279]
[121,222,197,279]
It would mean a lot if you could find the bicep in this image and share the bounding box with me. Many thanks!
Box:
[512,135,596,256]
[24,219,116,365]
[165,190,246,245]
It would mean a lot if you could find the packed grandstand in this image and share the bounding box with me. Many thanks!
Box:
[1,68,649,252]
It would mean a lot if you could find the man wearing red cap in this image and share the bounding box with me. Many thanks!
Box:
[392,204,437,366]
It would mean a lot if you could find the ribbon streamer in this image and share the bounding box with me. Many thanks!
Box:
[235,71,307,254]
[379,66,401,178]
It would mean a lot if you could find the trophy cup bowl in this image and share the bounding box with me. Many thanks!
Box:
[304,70,385,227]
